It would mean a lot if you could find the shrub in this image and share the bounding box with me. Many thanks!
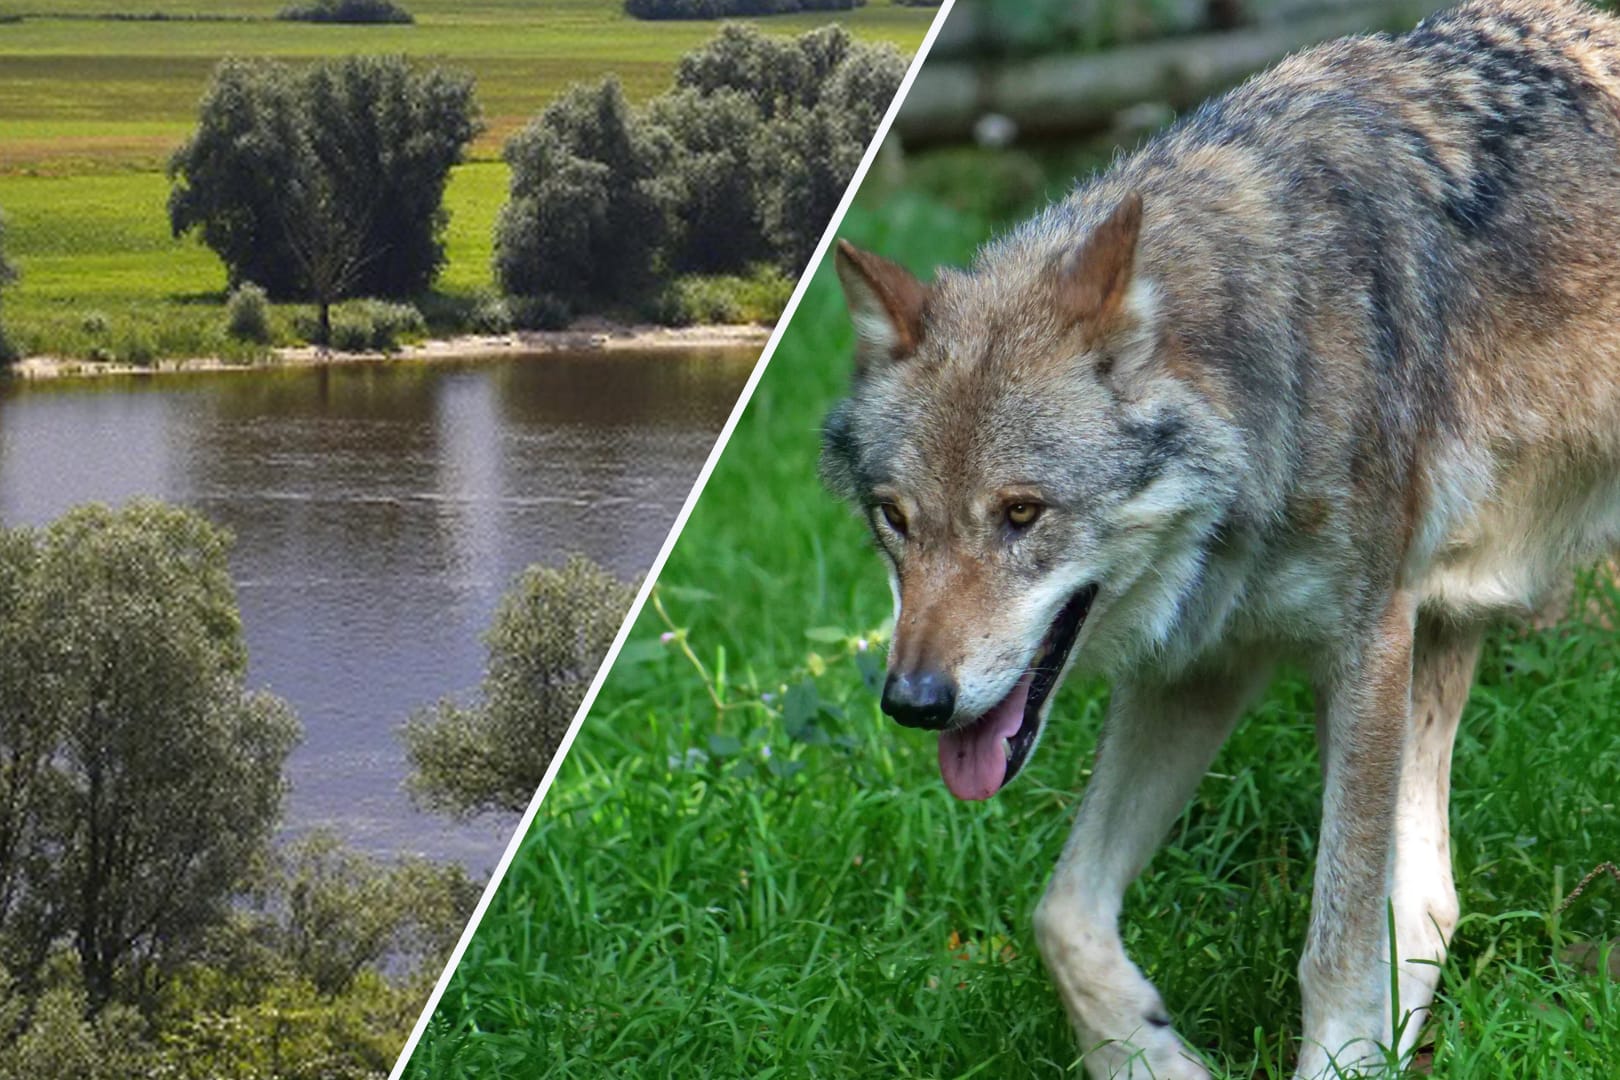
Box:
[116,327,158,367]
[323,299,425,352]
[224,282,272,344]
[277,0,413,24]
[0,212,15,364]
[506,293,572,332]
[651,266,793,326]
[469,293,513,334]
[79,312,109,337]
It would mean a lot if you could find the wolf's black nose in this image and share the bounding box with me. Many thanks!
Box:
[881,670,957,730]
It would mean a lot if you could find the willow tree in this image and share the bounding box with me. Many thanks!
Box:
[0,503,300,1007]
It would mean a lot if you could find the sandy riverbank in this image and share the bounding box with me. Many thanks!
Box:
[4,320,772,382]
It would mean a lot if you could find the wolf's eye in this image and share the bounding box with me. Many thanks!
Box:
[1006,502,1043,529]
[879,503,908,535]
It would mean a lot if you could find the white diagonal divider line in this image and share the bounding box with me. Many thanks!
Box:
[388,5,958,1074]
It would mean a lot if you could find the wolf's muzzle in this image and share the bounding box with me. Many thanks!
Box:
[881,670,957,730]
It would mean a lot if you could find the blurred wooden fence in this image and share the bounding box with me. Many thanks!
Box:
[896,0,1451,143]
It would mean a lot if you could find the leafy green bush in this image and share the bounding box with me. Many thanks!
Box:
[116,326,158,366]
[469,293,513,334]
[322,299,426,352]
[0,212,15,364]
[506,293,572,332]
[651,266,793,326]
[277,0,414,24]
[224,282,272,344]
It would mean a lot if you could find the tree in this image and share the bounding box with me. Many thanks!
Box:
[645,88,769,274]
[0,959,155,1080]
[673,23,853,120]
[0,210,18,363]
[753,101,869,274]
[169,56,479,304]
[662,25,906,273]
[0,503,301,1009]
[403,556,636,817]
[495,78,670,308]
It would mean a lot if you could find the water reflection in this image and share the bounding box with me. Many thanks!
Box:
[0,350,754,870]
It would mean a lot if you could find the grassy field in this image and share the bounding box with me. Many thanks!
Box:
[403,174,1620,1077]
[0,0,936,360]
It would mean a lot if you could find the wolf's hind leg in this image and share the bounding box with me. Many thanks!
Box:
[1035,664,1268,1080]
[1389,616,1479,1056]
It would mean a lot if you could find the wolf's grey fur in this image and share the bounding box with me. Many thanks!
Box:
[823,1,1620,1075]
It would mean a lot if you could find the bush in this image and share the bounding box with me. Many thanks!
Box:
[506,293,572,332]
[0,212,15,365]
[277,0,413,23]
[322,299,425,352]
[170,57,479,302]
[116,326,158,366]
[651,266,793,326]
[469,293,513,334]
[224,282,272,344]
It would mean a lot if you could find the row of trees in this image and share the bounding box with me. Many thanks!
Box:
[0,504,479,1077]
[497,24,905,308]
[626,0,863,18]
[164,24,902,340]
[278,0,414,22]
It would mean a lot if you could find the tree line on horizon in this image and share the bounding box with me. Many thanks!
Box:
[0,500,625,1077]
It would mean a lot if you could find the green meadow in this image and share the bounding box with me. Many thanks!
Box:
[0,0,934,360]
[405,178,1620,1077]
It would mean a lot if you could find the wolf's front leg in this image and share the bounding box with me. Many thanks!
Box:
[1295,592,1415,1079]
[1036,666,1267,1080]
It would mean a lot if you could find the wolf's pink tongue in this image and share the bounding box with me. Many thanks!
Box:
[938,672,1033,801]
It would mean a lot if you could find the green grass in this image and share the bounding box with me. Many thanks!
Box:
[0,0,934,360]
[0,0,933,174]
[404,183,1620,1077]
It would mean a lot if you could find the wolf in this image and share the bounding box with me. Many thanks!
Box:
[820,1,1620,1075]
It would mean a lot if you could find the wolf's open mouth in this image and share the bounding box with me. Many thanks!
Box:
[938,584,1098,801]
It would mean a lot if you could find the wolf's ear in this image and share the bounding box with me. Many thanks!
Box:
[1057,191,1143,332]
[835,240,928,370]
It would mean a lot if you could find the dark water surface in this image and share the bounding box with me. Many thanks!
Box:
[0,349,754,870]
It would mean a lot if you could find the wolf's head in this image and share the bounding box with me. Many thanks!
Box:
[822,192,1242,800]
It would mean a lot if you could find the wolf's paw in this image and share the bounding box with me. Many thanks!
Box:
[1080,1024,1212,1080]
[1291,1039,1394,1080]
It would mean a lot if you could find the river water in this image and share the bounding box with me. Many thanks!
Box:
[0,349,754,871]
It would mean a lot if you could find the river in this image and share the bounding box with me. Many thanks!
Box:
[0,349,754,871]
